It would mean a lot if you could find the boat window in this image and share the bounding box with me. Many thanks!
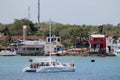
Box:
[51,62,60,66]
[56,62,59,65]
[30,63,39,68]
[63,64,67,66]
[40,62,50,66]
[40,62,44,66]
[45,62,50,66]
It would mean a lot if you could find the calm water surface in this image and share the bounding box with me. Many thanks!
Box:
[0,56,120,80]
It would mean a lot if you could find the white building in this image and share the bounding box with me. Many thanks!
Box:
[17,36,64,55]
[17,40,46,55]
[45,36,64,54]
[106,37,120,53]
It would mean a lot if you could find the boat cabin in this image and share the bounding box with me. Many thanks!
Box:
[28,58,64,70]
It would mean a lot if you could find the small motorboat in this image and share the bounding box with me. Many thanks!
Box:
[113,46,120,56]
[0,50,16,56]
[23,57,75,73]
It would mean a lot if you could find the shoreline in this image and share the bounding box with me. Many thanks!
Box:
[18,52,116,57]
[62,53,116,57]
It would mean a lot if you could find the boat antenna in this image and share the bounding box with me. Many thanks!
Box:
[49,18,52,59]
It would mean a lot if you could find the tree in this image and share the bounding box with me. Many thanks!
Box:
[9,19,37,36]
[112,35,119,44]
[117,23,120,27]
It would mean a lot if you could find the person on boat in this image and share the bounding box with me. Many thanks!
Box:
[41,62,44,66]
[30,63,34,69]
[70,63,74,67]
[36,63,39,68]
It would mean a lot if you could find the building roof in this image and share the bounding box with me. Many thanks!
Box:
[90,34,105,38]
[19,45,44,48]
[21,40,46,46]
[0,36,44,41]
[53,41,64,47]
[0,36,7,40]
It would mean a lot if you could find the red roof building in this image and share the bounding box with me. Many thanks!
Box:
[89,34,106,53]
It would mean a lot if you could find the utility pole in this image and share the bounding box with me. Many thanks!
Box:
[38,0,40,24]
[28,6,30,20]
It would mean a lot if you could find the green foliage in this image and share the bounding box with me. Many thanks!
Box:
[0,19,120,48]
[8,19,37,36]
[117,23,120,27]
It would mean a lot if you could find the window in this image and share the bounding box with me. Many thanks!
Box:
[48,38,50,42]
[36,48,39,50]
[93,38,97,41]
[58,38,60,42]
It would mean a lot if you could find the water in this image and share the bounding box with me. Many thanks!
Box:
[0,56,120,80]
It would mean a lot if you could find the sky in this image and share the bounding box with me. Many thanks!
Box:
[0,0,120,25]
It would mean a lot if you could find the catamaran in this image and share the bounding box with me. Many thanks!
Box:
[23,57,75,72]
[23,19,75,72]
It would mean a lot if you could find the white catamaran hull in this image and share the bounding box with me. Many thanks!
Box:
[23,66,75,73]
[36,67,75,72]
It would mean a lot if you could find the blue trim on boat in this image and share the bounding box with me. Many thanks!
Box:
[25,70,36,72]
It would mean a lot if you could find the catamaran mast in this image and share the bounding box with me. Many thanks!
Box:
[49,19,52,58]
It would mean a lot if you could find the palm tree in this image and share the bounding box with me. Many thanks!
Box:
[98,25,105,34]
[1,27,13,49]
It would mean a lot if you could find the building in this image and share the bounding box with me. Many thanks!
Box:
[106,37,114,53]
[17,40,46,55]
[45,36,64,54]
[17,36,64,55]
[46,36,61,43]
[89,34,106,53]
[106,37,120,53]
